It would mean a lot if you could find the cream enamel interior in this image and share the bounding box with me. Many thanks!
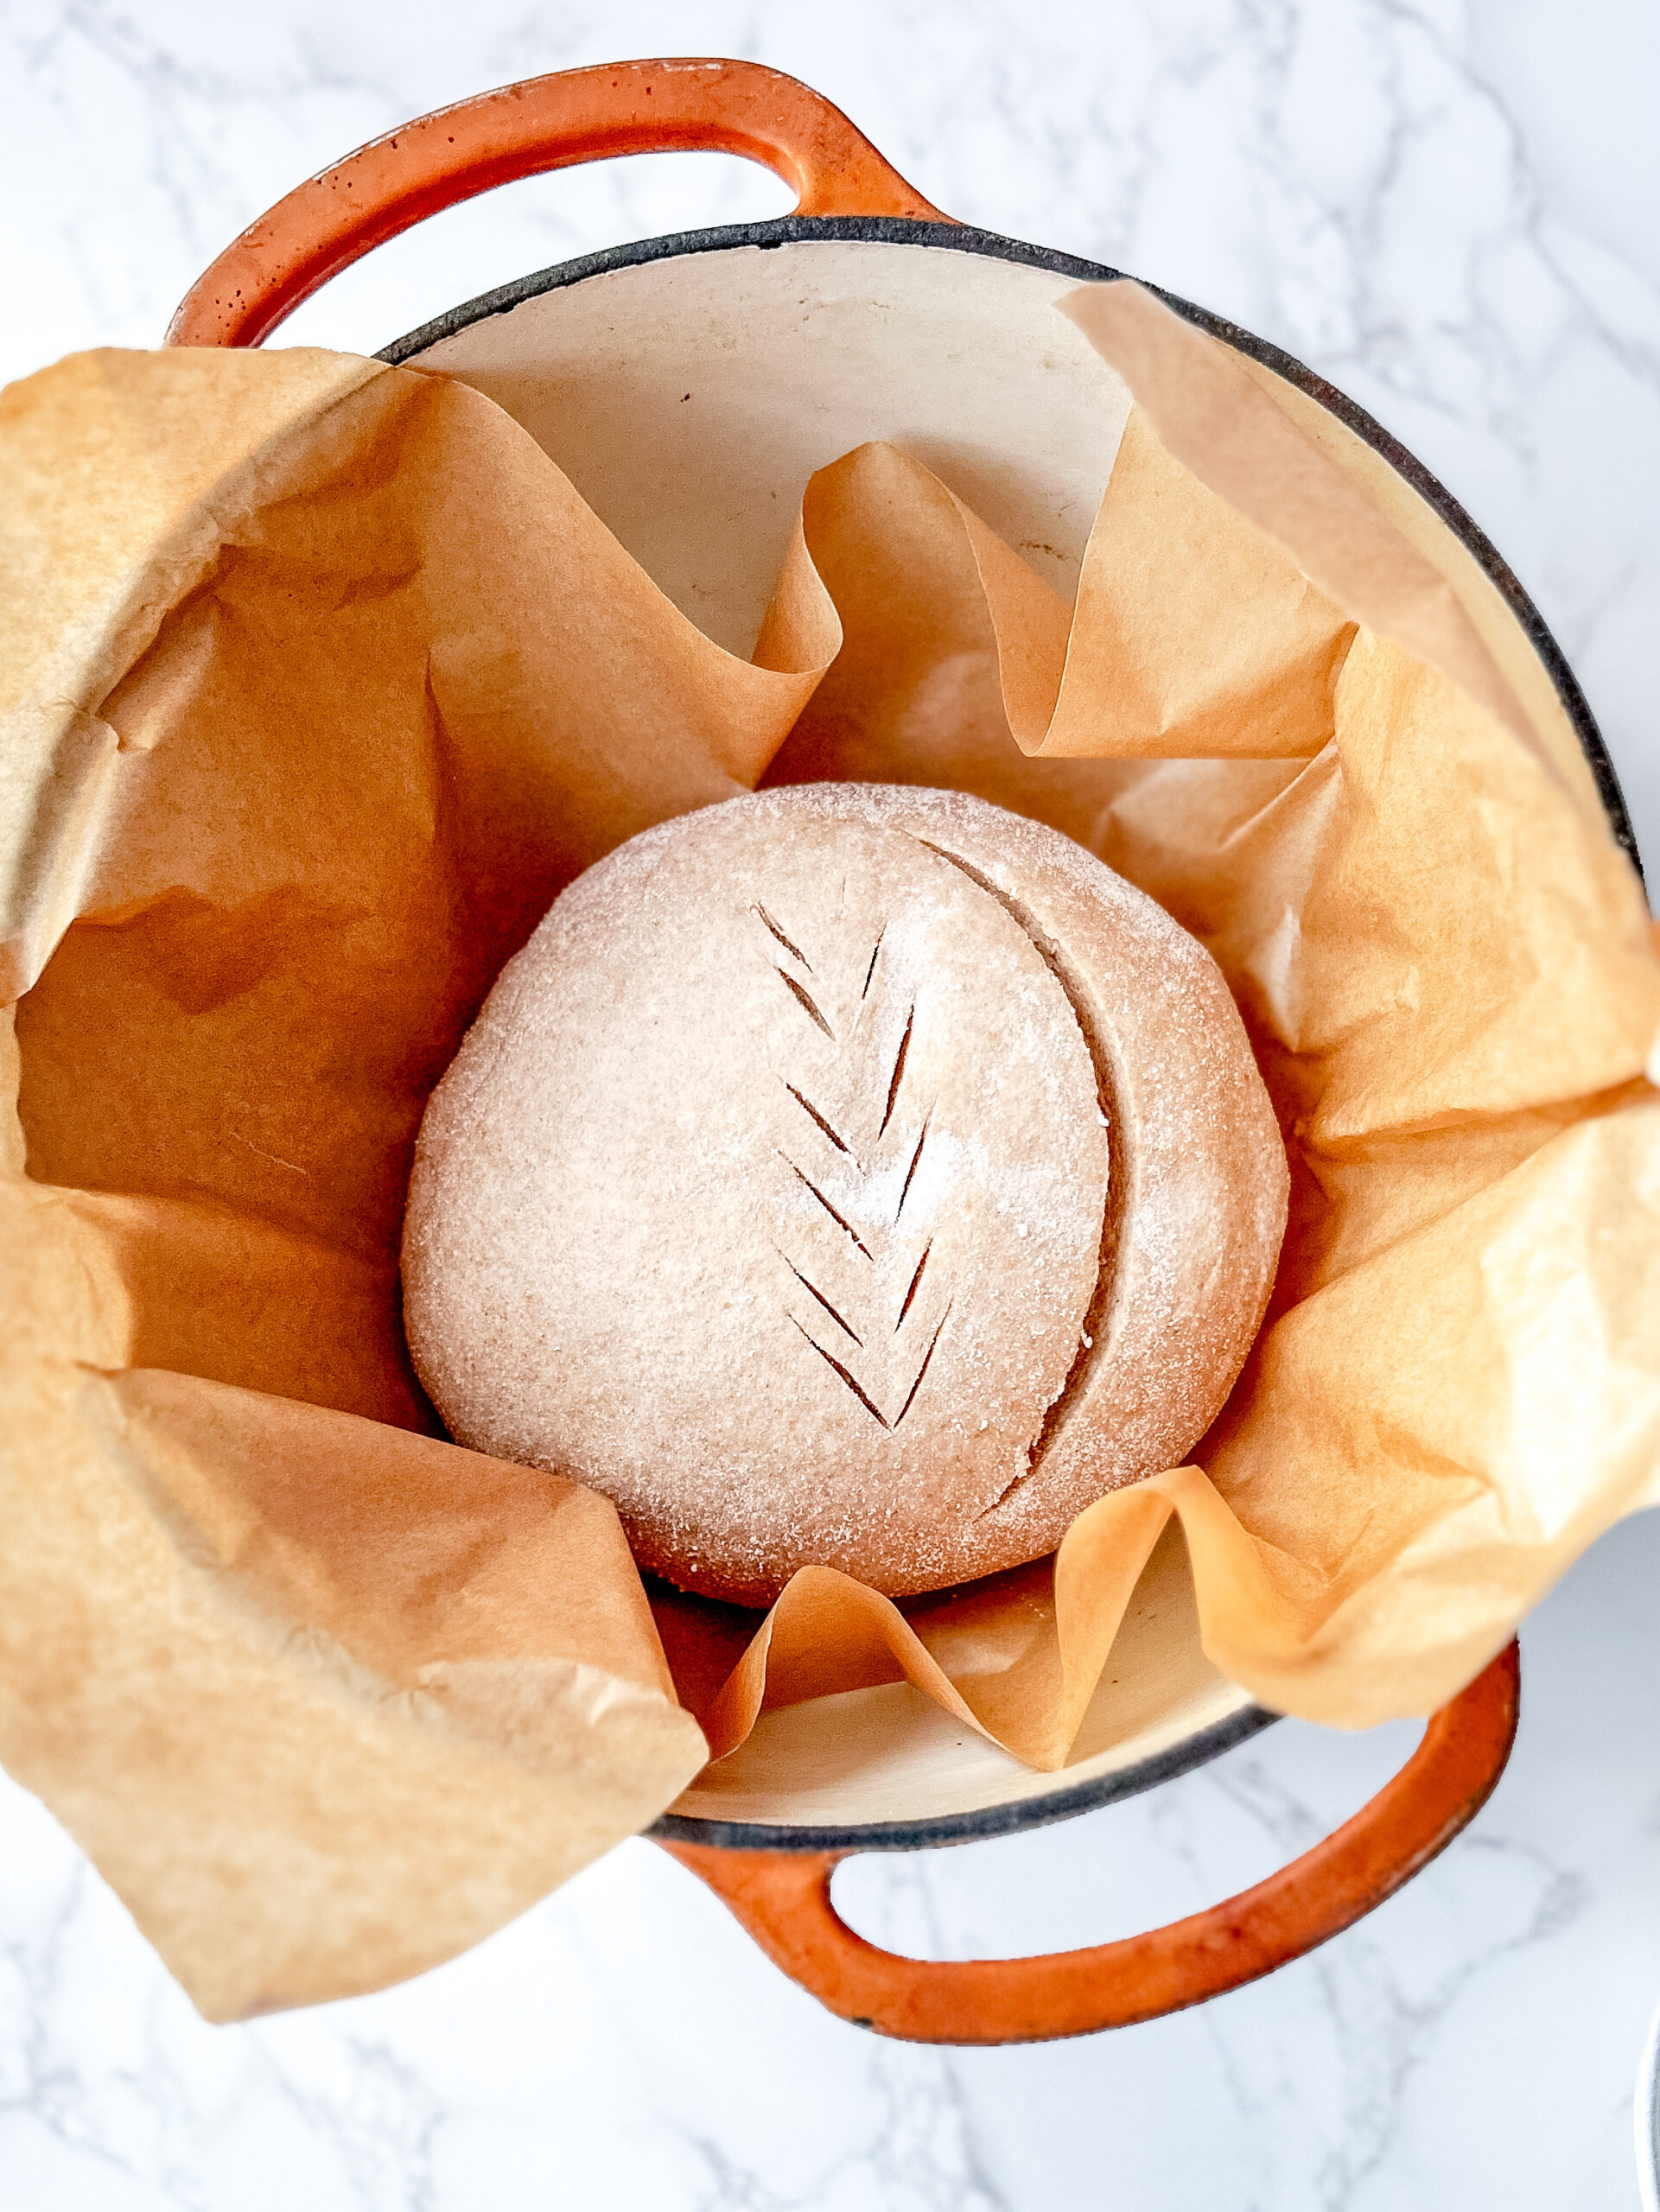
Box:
[404,240,1135,661]
[669,1521,1249,1834]
[400,235,1573,1834]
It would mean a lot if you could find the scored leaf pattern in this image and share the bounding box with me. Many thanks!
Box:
[756,902,951,1430]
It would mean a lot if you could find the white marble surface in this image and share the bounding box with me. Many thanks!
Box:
[3,2,1659,2205]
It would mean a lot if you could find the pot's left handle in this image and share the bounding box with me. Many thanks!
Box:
[166,58,952,349]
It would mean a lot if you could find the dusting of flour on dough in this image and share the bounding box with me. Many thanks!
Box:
[402,786,1288,1605]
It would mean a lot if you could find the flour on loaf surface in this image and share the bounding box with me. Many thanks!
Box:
[402,787,1287,1605]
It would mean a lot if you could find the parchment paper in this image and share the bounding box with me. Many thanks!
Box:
[3,286,1657,2018]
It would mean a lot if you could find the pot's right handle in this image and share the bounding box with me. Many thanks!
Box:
[661,1641,1520,2045]
[167,59,952,350]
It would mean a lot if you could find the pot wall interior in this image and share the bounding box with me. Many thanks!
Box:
[405,233,1602,812]
[404,238,1133,661]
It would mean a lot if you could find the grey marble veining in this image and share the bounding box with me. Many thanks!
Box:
[3,3,1658,2206]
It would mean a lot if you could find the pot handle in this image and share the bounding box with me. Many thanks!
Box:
[165,58,952,349]
[659,1640,1519,2044]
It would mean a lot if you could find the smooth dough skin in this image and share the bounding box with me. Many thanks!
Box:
[402,787,1288,1605]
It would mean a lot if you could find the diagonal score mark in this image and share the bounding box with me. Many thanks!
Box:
[879,1005,914,1135]
[784,1081,852,1156]
[775,1247,864,1345]
[778,1152,874,1258]
[776,967,834,1039]
[861,929,885,1001]
[895,1110,932,1223]
[790,1317,889,1427]
[895,1241,932,1332]
[753,902,812,969]
[894,1304,951,1427]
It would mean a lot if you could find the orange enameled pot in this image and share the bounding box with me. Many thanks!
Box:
[169,57,1634,2045]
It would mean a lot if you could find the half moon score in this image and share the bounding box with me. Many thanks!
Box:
[402,787,1288,1605]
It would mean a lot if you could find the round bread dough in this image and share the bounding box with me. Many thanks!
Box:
[402,787,1288,1605]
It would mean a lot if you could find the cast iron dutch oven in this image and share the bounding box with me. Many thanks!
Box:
[167,58,1642,2045]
